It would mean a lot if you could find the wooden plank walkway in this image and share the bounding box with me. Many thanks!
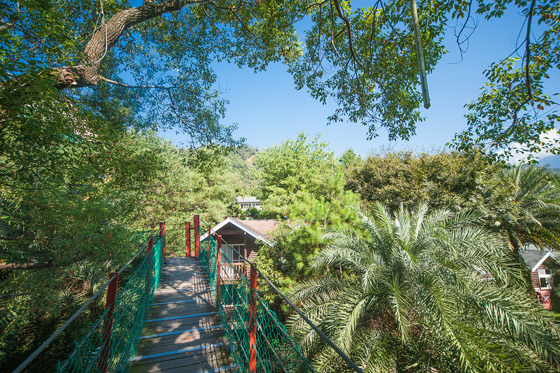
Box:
[130,257,237,373]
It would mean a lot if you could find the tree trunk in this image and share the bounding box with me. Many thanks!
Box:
[55,0,198,89]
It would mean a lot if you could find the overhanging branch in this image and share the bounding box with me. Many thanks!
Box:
[56,0,210,89]
[100,76,176,90]
[332,0,364,70]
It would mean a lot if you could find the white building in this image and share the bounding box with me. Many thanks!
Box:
[235,196,262,211]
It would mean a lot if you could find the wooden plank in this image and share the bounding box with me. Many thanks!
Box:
[147,302,214,319]
[130,345,232,372]
[137,330,226,355]
[141,315,221,337]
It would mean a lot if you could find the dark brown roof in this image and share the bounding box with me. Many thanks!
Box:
[229,218,279,241]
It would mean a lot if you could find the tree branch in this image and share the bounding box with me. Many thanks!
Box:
[332,0,364,70]
[99,75,176,90]
[55,0,209,89]
[0,19,14,32]
[524,0,536,102]
[0,292,35,299]
[508,0,537,130]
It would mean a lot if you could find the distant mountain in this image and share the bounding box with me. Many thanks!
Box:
[538,155,560,169]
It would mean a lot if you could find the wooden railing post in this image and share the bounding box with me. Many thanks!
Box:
[144,226,154,321]
[194,215,200,257]
[186,222,191,257]
[249,263,258,373]
[216,235,222,305]
[99,272,119,372]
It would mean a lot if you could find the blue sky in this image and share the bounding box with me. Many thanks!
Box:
[163,7,557,158]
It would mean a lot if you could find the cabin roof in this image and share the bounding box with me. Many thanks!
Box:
[520,244,558,272]
[200,217,279,246]
[235,196,261,203]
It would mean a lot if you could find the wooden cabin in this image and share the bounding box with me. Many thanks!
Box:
[234,196,262,211]
[200,218,279,280]
[520,245,558,309]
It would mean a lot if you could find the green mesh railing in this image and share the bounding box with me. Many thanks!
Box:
[200,231,313,372]
[56,235,163,372]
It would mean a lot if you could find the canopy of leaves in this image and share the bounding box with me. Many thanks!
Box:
[346,152,560,253]
[2,0,558,156]
[346,150,510,212]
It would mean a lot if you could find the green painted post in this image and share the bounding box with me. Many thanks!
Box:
[144,225,154,321]
[186,221,191,257]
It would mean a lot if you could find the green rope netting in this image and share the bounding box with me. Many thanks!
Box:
[56,236,163,372]
[200,233,313,373]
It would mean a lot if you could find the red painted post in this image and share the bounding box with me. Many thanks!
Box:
[216,235,222,304]
[186,222,191,257]
[162,222,166,263]
[194,215,200,257]
[158,222,167,264]
[99,272,119,372]
[249,263,258,373]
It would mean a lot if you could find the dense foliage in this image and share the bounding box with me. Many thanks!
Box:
[254,134,361,296]
[289,204,560,372]
[0,130,243,370]
[3,125,560,370]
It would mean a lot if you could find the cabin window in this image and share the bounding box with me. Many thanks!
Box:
[223,244,244,262]
[538,269,552,289]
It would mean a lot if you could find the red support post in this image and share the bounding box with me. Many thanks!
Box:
[194,215,200,257]
[186,222,191,257]
[159,222,166,264]
[162,222,166,263]
[249,263,258,373]
[99,272,119,372]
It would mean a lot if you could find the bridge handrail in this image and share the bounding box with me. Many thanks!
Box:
[13,226,164,373]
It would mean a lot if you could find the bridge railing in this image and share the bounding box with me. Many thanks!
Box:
[13,225,165,373]
[56,227,164,372]
[198,218,362,373]
[200,229,312,372]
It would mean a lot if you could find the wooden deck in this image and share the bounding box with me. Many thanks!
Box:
[130,257,236,373]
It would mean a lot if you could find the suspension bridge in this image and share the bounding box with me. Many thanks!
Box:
[13,216,362,373]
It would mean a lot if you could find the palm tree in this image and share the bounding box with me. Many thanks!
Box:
[288,203,560,372]
[499,165,560,253]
